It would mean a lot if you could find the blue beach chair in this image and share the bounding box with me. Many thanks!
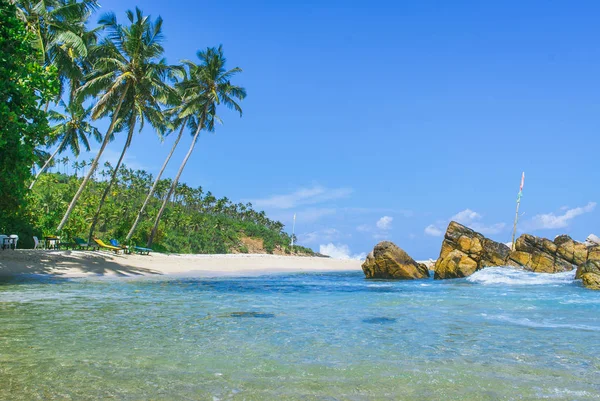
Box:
[133,245,152,255]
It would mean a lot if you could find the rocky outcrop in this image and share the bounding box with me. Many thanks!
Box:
[433,222,600,289]
[576,260,600,290]
[362,241,430,279]
[434,222,512,279]
[507,234,584,273]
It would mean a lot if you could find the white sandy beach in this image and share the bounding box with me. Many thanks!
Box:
[0,250,364,277]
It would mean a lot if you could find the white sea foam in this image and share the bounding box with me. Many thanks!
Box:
[467,267,575,286]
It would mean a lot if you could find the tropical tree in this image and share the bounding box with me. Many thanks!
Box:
[29,100,101,189]
[147,45,246,247]
[81,8,175,242]
[125,85,188,242]
[55,7,171,233]
[14,0,99,102]
[0,0,57,232]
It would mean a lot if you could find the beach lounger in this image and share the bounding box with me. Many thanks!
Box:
[110,239,131,254]
[74,237,98,250]
[93,238,123,254]
[133,246,152,255]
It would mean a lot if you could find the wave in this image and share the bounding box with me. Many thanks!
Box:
[488,314,600,332]
[466,267,576,286]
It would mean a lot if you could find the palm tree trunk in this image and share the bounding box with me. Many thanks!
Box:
[87,117,136,243]
[147,120,203,247]
[56,84,130,233]
[28,136,67,190]
[125,118,187,242]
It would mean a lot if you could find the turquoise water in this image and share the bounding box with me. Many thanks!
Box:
[1,268,600,400]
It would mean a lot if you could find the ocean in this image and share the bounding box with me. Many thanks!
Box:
[1,268,599,400]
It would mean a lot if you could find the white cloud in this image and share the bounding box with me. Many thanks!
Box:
[424,224,443,237]
[426,208,506,236]
[319,243,366,260]
[376,216,393,230]
[356,224,370,232]
[451,209,481,225]
[250,185,352,210]
[357,216,393,239]
[525,202,596,230]
[298,228,340,245]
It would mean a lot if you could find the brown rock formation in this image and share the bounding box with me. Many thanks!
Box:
[508,234,591,273]
[433,223,598,285]
[362,241,430,279]
[575,260,600,290]
[434,222,512,279]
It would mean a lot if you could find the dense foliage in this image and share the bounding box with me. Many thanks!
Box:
[29,166,313,255]
[0,0,58,232]
[1,0,310,255]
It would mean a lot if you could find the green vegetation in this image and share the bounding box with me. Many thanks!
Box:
[0,0,58,232]
[0,0,314,255]
[29,167,313,255]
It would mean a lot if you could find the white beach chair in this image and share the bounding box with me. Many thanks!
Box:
[33,236,40,249]
[9,235,19,249]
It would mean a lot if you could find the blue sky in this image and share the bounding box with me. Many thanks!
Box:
[65,0,600,259]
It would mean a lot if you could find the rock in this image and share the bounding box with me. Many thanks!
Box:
[434,222,511,279]
[362,241,430,279]
[581,274,600,290]
[577,260,600,290]
[432,222,598,280]
[588,246,600,261]
[585,234,600,247]
[508,234,582,273]
[575,260,600,279]
[434,249,478,279]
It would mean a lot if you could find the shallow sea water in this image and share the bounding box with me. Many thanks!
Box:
[1,267,599,400]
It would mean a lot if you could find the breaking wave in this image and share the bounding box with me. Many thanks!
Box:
[467,267,576,286]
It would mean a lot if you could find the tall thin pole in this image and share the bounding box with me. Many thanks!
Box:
[511,172,525,250]
[291,213,296,248]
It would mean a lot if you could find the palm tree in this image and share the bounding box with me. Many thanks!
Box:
[82,8,175,242]
[15,0,100,103]
[56,7,172,233]
[29,100,101,189]
[147,45,246,247]
[125,87,189,242]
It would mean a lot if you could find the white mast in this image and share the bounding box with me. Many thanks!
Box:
[290,213,296,248]
[511,172,525,250]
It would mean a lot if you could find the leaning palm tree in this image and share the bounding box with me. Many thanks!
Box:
[147,45,246,247]
[29,100,101,189]
[56,7,172,233]
[125,86,188,242]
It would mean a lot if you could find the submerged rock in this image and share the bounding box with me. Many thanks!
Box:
[362,241,429,279]
[433,222,512,279]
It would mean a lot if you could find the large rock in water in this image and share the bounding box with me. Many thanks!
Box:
[362,241,430,279]
[434,222,512,279]
[432,222,600,288]
[576,260,600,290]
[508,234,589,273]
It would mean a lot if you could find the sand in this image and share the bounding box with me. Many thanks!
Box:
[0,249,363,278]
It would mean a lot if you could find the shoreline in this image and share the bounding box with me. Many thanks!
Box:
[0,250,363,278]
